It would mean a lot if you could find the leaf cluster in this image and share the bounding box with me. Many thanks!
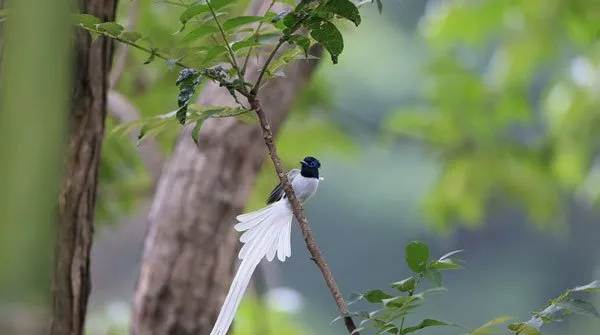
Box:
[335,241,600,335]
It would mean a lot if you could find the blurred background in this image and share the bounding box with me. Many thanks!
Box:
[3,0,600,334]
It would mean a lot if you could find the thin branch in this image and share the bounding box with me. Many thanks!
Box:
[248,98,359,335]
[206,0,246,91]
[251,37,286,95]
[109,0,140,88]
[241,0,277,75]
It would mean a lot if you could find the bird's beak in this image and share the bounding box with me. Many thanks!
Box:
[300,161,308,167]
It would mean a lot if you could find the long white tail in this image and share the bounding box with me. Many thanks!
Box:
[208,200,293,335]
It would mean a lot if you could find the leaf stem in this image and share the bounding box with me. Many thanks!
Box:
[241,0,276,75]
[206,0,247,93]
[250,37,286,95]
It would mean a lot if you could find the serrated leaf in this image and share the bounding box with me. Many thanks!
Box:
[232,40,262,52]
[178,5,210,33]
[405,241,430,274]
[180,26,219,44]
[316,0,361,26]
[401,319,460,335]
[571,280,600,293]
[119,31,142,43]
[363,289,392,303]
[348,292,363,305]
[222,16,265,31]
[307,19,343,64]
[548,299,600,319]
[96,22,124,36]
[204,45,229,64]
[390,277,416,292]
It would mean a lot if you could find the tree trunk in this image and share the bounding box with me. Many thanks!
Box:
[131,2,322,334]
[50,0,117,334]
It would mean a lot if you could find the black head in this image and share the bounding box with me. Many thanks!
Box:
[300,156,321,178]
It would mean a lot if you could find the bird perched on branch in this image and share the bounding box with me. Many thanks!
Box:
[209,156,323,335]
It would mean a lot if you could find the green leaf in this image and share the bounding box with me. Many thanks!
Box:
[557,299,600,318]
[381,295,410,308]
[143,49,157,65]
[222,16,265,31]
[348,292,363,305]
[232,40,262,52]
[508,317,542,335]
[175,68,201,125]
[180,26,219,44]
[424,268,442,286]
[119,31,142,43]
[209,0,237,11]
[74,13,101,28]
[316,0,361,26]
[390,277,416,292]
[405,241,430,274]
[96,22,124,36]
[428,259,463,270]
[469,316,514,335]
[179,26,219,44]
[363,289,393,303]
[178,5,210,33]
[191,120,202,144]
[401,319,460,335]
[571,280,600,293]
[306,19,343,64]
[288,34,310,57]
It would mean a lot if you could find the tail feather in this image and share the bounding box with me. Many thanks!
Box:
[209,200,293,335]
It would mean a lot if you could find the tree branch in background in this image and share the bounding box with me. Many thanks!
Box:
[109,0,139,88]
[107,90,164,183]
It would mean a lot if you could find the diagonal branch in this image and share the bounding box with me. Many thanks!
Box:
[247,97,359,335]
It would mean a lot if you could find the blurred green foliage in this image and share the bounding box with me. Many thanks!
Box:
[0,0,72,304]
[86,298,306,335]
[384,0,600,231]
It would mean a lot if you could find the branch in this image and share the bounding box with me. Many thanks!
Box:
[248,97,359,335]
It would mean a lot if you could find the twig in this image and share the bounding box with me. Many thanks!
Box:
[250,37,286,95]
[248,98,359,335]
[241,0,276,75]
[206,0,246,92]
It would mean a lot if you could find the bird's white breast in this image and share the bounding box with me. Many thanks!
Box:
[291,175,320,204]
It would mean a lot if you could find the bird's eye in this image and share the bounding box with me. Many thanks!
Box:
[309,161,317,168]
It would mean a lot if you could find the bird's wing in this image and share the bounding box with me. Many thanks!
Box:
[266,168,300,204]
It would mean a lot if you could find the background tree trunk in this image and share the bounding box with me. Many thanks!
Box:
[130,1,322,334]
[50,0,117,334]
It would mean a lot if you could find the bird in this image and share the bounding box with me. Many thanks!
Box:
[208,156,323,335]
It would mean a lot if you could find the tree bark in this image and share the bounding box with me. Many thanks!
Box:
[130,2,322,334]
[50,0,117,334]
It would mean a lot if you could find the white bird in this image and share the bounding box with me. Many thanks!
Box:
[209,156,323,335]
